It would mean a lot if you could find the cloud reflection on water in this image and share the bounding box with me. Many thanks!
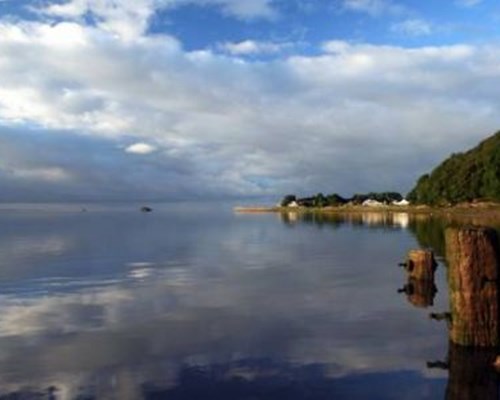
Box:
[0,208,450,399]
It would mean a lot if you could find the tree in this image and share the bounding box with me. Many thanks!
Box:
[407,131,500,205]
[326,193,347,206]
[313,193,328,208]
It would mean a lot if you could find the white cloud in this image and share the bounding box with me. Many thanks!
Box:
[457,0,482,7]
[37,0,277,40]
[211,0,277,20]
[342,0,403,16]
[321,40,350,54]
[38,0,158,40]
[0,17,500,199]
[5,166,72,182]
[217,40,293,55]
[391,19,433,36]
[125,142,157,154]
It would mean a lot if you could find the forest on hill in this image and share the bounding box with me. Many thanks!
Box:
[407,131,500,205]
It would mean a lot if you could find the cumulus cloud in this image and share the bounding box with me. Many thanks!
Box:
[342,0,404,16]
[217,40,293,55]
[0,9,500,200]
[37,0,277,40]
[391,19,433,36]
[321,40,350,54]
[0,128,203,201]
[8,167,72,182]
[208,0,277,20]
[37,0,158,40]
[125,142,157,154]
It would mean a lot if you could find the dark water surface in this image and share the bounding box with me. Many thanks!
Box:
[0,204,471,399]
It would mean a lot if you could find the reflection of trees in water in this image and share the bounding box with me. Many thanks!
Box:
[279,211,344,228]
[408,216,500,260]
[278,210,482,261]
[279,211,499,260]
[407,216,447,258]
[279,211,410,231]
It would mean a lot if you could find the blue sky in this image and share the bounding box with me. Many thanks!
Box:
[0,0,500,201]
[156,0,500,50]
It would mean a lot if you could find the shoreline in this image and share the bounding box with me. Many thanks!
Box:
[234,203,500,221]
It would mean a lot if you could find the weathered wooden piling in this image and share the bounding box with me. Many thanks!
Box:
[405,249,437,280]
[445,227,500,347]
[446,343,498,400]
[427,342,499,400]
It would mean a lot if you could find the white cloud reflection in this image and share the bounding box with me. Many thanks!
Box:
[0,254,446,396]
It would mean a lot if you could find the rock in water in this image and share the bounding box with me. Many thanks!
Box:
[445,227,500,347]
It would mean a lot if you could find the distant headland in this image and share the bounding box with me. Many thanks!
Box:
[408,131,500,205]
[235,130,500,215]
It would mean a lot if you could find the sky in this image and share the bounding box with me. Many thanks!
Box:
[1,0,500,202]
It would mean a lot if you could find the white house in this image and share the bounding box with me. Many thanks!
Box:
[362,199,384,207]
[392,199,410,206]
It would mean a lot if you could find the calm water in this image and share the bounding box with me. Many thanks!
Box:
[0,204,485,399]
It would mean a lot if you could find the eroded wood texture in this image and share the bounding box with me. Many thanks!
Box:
[446,344,498,400]
[406,249,437,280]
[445,227,500,347]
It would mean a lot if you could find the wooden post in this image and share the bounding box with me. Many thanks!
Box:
[402,278,437,308]
[445,227,500,347]
[446,343,498,400]
[406,249,437,280]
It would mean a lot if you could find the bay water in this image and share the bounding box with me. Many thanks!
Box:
[0,204,461,399]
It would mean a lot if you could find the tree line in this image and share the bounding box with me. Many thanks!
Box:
[407,131,500,205]
[280,192,403,207]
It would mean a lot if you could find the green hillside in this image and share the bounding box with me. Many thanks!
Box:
[407,131,500,205]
